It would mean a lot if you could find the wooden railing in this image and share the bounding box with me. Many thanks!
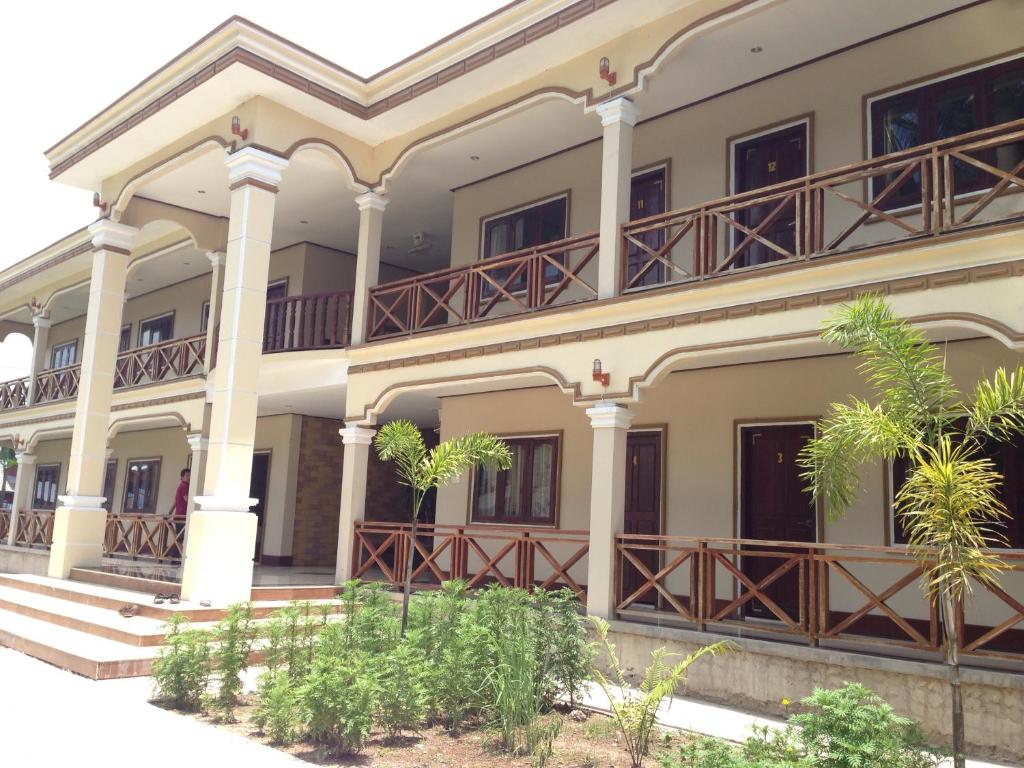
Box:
[353,521,590,596]
[622,117,1024,291]
[366,233,599,340]
[13,509,54,549]
[104,513,184,563]
[264,291,353,352]
[114,334,206,388]
[616,534,1024,663]
[0,508,10,541]
[33,365,81,404]
[0,377,29,409]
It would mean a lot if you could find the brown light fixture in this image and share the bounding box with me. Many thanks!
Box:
[231,115,249,141]
[592,358,610,387]
[598,57,617,86]
[750,45,763,53]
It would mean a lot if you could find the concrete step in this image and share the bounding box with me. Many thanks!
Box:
[0,585,168,647]
[69,567,178,596]
[249,584,341,601]
[0,608,158,679]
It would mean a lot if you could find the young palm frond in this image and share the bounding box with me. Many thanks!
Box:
[374,419,427,487]
[965,367,1024,443]
[422,432,512,490]
[800,399,915,520]
[897,437,1011,600]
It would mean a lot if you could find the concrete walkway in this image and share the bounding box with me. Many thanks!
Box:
[0,647,1018,767]
[0,648,301,768]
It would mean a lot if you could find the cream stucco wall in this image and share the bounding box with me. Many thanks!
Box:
[254,413,303,560]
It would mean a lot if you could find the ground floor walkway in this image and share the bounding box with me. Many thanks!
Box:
[0,646,1016,768]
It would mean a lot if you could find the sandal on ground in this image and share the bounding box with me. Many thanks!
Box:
[118,604,138,618]
[153,593,167,604]
[168,594,180,605]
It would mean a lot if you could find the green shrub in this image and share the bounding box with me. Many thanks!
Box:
[150,613,210,711]
[253,669,302,744]
[206,602,255,722]
[376,641,428,737]
[531,587,593,708]
[660,736,753,768]
[591,616,731,768]
[789,683,940,768]
[337,579,401,656]
[301,654,376,754]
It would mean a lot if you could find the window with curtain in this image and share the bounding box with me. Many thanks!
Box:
[50,340,77,369]
[123,458,162,514]
[870,57,1024,208]
[138,313,174,347]
[480,196,568,295]
[472,436,558,525]
[32,464,61,510]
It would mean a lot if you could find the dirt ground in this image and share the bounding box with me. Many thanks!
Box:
[207,698,684,767]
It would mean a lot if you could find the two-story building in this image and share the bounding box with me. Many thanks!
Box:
[1,0,1022,756]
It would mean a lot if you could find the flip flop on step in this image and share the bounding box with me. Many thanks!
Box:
[153,593,168,604]
[118,604,138,618]
[169,594,180,605]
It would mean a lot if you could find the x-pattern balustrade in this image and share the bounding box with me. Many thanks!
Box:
[114,334,206,388]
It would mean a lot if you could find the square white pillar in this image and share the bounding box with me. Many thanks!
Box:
[334,424,376,583]
[585,401,634,618]
[7,451,36,546]
[349,192,388,345]
[596,98,639,300]
[26,314,51,406]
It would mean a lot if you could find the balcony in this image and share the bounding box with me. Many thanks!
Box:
[0,291,354,412]
[366,118,1024,342]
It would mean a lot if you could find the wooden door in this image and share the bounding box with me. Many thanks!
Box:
[733,124,807,268]
[625,169,667,288]
[622,431,662,605]
[739,424,815,620]
[249,452,271,562]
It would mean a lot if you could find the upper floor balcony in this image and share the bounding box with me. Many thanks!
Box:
[365,117,1024,341]
[0,290,352,412]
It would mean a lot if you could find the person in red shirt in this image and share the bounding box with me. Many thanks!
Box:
[167,468,190,560]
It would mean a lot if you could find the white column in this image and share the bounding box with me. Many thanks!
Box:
[334,424,376,583]
[185,432,208,517]
[203,251,225,373]
[7,451,36,546]
[181,147,288,605]
[585,402,634,618]
[349,192,388,345]
[48,220,138,578]
[26,314,51,406]
[596,98,639,299]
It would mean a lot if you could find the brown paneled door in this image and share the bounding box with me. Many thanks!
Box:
[623,431,662,606]
[625,168,667,288]
[739,424,816,621]
[250,452,271,562]
[732,123,807,268]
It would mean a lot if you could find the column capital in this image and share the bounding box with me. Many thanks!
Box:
[586,402,634,430]
[88,219,139,253]
[355,191,388,213]
[206,251,225,268]
[224,147,289,189]
[339,424,377,446]
[186,433,208,452]
[14,451,36,465]
[596,97,639,128]
[31,314,52,330]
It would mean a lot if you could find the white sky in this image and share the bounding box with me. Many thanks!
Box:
[0,1,508,377]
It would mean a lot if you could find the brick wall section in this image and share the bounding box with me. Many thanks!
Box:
[289,418,427,566]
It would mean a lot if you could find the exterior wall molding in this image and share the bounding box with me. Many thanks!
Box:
[354,191,389,213]
[596,97,639,127]
[224,147,289,188]
[88,219,139,252]
[586,401,634,430]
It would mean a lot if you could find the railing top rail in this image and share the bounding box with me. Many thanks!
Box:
[615,532,1024,560]
[624,116,1024,232]
[355,520,589,537]
[0,375,29,387]
[116,332,206,358]
[370,231,600,292]
[39,363,81,375]
[265,290,354,306]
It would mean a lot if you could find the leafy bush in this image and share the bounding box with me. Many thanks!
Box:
[538,587,593,708]
[301,654,376,754]
[376,641,428,737]
[791,683,940,768]
[206,602,255,722]
[253,669,302,744]
[591,616,731,768]
[658,683,942,768]
[337,579,400,656]
[150,613,210,711]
